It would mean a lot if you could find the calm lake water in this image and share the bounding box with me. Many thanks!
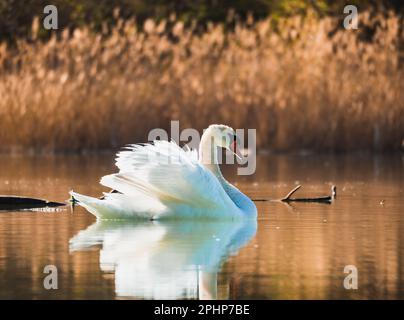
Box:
[0,153,403,299]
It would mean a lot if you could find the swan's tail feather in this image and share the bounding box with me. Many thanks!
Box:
[70,191,107,219]
[69,190,165,220]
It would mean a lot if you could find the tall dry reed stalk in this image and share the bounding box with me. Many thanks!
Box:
[0,11,403,153]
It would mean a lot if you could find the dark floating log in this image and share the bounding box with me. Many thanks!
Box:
[254,185,336,204]
[0,195,66,211]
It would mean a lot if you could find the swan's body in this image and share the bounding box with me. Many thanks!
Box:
[70,124,257,220]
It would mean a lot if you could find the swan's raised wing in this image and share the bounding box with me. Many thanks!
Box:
[100,140,234,217]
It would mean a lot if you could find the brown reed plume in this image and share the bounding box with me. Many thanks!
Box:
[0,11,403,153]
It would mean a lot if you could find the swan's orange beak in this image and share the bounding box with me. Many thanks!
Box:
[230,138,243,160]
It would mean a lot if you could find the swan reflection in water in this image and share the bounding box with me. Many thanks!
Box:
[69,218,257,299]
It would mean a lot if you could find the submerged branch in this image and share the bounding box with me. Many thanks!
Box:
[254,185,337,204]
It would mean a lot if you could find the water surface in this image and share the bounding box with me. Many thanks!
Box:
[0,153,403,299]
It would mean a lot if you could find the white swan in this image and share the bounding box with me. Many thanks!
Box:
[70,124,257,220]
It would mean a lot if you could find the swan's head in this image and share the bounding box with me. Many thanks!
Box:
[207,124,243,160]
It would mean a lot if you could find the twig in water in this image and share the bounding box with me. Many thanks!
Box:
[281,185,302,201]
[281,185,336,204]
[253,185,336,204]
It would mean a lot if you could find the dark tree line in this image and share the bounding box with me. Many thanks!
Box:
[0,0,403,42]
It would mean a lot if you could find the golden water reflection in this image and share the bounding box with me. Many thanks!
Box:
[0,154,403,299]
[69,220,257,299]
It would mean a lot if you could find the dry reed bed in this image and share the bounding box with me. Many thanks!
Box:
[0,11,403,152]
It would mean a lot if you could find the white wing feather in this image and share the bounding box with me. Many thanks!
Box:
[106,141,230,204]
[73,140,235,219]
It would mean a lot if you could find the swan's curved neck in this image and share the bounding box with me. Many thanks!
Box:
[199,129,256,215]
[199,128,223,177]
